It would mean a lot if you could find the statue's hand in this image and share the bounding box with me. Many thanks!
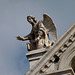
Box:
[16,36,25,41]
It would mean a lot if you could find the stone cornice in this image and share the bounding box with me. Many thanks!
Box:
[39,68,74,75]
[26,23,75,75]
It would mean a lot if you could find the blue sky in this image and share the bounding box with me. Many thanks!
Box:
[0,0,75,75]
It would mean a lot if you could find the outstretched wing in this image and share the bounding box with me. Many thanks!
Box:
[43,14,57,41]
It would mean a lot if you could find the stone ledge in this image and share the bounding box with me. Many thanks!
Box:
[26,48,47,56]
[26,48,48,69]
[28,56,42,61]
[39,68,74,75]
[26,48,47,61]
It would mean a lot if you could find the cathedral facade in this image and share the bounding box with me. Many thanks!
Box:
[26,23,75,75]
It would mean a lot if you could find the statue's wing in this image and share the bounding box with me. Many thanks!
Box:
[43,14,57,41]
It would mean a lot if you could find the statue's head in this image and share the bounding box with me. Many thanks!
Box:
[27,15,37,25]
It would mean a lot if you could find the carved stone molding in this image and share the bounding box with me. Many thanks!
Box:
[39,33,75,73]
[39,68,74,75]
[26,23,75,75]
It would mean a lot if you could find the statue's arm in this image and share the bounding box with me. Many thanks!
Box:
[16,33,31,41]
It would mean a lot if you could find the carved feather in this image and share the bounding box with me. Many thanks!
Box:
[43,14,57,41]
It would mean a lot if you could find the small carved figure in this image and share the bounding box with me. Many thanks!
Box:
[16,14,57,51]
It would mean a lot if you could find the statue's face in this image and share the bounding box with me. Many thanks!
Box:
[27,15,37,25]
[27,15,34,24]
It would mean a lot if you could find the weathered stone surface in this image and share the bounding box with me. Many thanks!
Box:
[26,48,47,69]
[26,23,75,75]
[39,68,74,75]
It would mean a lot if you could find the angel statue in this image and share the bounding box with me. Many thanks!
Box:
[16,14,57,51]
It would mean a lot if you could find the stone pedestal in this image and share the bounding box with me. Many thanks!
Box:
[26,48,47,69]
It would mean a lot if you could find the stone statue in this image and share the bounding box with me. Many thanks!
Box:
[16,14,57,51]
